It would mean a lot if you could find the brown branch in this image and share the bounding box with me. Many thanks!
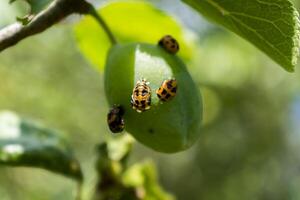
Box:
[0,0,92,52]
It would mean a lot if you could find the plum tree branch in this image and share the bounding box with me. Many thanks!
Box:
[0,0,92,52]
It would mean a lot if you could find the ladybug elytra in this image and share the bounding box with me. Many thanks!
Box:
[131,79,151,113]
[156,79,178,102]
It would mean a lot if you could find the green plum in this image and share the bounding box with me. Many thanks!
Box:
[104,43,202,153]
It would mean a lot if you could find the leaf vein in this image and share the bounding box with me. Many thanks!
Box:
[230,12,290,38]
[205,0,291,63]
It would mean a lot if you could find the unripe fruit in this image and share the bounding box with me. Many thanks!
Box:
[104,43,202,153]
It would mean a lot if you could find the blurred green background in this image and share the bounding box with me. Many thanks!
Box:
[1,0,300,199]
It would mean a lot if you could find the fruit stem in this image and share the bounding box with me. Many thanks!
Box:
[75,181,83,200]
[89,6,117,45]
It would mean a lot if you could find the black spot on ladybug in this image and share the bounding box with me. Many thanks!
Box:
[158,40,163,46]
[141,100,146,105]
[142,89,147,96]
[165,93,171,99]
[162,89,167,95]
[171,87,177,93]
[157,94,161,98]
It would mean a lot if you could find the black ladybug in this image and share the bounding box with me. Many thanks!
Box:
[158,35,179,54]
[107,105,125,133]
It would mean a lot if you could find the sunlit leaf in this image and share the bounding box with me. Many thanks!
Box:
[94,136,175,199]
[74,1,195,72]
[0,111,83,182]
[106,134,134,162]
[182,0,300,72]
[96,134,134,175]
[122,160,175,200]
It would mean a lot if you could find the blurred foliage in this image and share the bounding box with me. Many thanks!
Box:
[122,161,174,200]
[10,0,52,14]
[94,135,174,200]
[10,0,52,24]
[74,1,196,71]
[0,24,104,199]
[0,111,83,182]
[0,0,300,200]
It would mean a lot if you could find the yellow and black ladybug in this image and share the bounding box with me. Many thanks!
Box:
[156,79,178,102]
[131,79,151,113]
[107,105,125,133]
[158,35,179,54]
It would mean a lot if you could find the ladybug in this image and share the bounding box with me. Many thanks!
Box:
[156,79,178,102]
[158,35,179,54]
[131,79,151,113]
[107,105,125,133]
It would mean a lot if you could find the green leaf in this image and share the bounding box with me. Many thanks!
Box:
[122,160,175,200]
[94,137,174,199]
[0,111,83,182]
[182,0,300,72]
[74,1,195,72]
[96,134,134,174]
[10,0,52,24]
[105,135,134,162]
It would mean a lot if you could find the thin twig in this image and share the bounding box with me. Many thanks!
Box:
[89,7,117,45]
[75,181,83,200]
